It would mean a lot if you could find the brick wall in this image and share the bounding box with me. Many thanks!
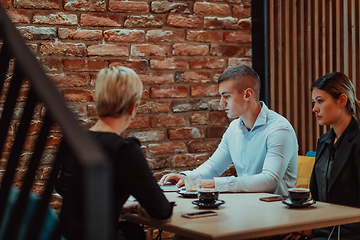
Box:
[1,0,251,200]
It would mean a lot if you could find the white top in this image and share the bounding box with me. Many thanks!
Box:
[183,102,298,196]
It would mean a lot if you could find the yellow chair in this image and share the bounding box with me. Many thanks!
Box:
[295,155,316,189]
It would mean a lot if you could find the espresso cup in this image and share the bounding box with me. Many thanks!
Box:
[288,188,310,204]
[198,189,219,204]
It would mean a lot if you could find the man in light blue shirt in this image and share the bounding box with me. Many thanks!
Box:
[159,65,298,196]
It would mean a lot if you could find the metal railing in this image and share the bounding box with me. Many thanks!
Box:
[0,4,112,240]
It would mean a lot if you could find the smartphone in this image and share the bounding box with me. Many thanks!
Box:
[259,195,288,202]
[181,210,218,219]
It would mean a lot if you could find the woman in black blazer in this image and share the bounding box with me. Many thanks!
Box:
[309,72,360,239]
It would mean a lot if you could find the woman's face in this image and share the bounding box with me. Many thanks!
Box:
[311,88,343,126]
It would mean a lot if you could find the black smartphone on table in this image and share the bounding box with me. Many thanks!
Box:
[181,211,218,218]
[259,195,288,202]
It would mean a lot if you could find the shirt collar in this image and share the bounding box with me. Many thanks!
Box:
[238,101,267,132]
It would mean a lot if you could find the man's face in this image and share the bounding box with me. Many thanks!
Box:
[219,80,246,119]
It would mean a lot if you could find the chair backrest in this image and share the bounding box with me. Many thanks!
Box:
[295,155,316,189]
[0,4,112,240]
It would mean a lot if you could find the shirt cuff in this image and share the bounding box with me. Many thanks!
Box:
[214,177,230,192]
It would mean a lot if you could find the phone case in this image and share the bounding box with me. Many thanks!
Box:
[259,196,288,202]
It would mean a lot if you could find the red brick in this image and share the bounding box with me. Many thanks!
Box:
[32,12,77,25]
[146,30,185,42]
[131,44,169,57]
[150,86,187,99]
[210,44,245,57]
[223,30,251,43]
[233,4,251,19]
[37,166,52,180]
[63,59,105,72]
[168,127,204,140]
[191,85,219,97]
[141,145,147,155]
[209,112,227,125]
[15,0,60,9]
[190,112,209,125]
[207,126,227,138]
[124,15,163,28]
[151,1,189,13]
[173,153,208,167]
[213,71,222,83]
[187,30,222,43]
[64,0,106,11]
[126,130,165,142]
[138,72,174,85]
[172,43,209,56]
[87,104,97,117]
[187,139,219,153]
[228,58,252,68]
[7,10,30,23]
[41,57,62,72]
[194,2,230,16]
[166,15,202,28]
[150,114,186,127]
[175,71,211,84]
[204,17,238,29]
[26,43,36,54]
[40,42,86,56]
[78,118,97,129]
[62,89,94,102]
[67,103,88,117]
[141,89,149,99]
[58,28,102,41]
[240,0,250,6]
[208,99,222,111]
[46,134,62,148]
[81,13,121,27]
[172,99,207,112]
[104,29,145,42]
[17,26,56,41]
[148,141,187,155]
[109,0,149,13]
[147,157,170,170]
[0,88,28,103]
[189,58,225,69]
[238,18,251,30]
[87,44,129,56]
[128,116,149,129]
[48,73,87,87]
[137,101,170,114]
[150,58,187,70]
[108,59,148,71]
[1,0,11,8]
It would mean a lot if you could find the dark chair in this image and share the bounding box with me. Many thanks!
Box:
[0,4,112,240]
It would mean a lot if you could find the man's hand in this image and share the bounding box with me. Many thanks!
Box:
[282,230,312,240]
[199,179,215,188]
[159,173,185,188]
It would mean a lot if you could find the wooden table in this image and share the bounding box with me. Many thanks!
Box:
[122,192,360,240]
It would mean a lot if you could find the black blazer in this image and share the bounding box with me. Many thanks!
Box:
[310,118,360,238]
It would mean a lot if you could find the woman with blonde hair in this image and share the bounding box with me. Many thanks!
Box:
[56,66,173,240]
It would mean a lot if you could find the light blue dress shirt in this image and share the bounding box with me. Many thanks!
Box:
[184,102,298,196]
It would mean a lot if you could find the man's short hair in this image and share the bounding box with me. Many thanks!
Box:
[218,65,261,101]
[95,66,143,118]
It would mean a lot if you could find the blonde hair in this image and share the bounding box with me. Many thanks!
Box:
[95,66,143,118]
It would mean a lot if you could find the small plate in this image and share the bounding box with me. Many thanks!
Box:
[192,199,225,209]
[177,189,198,198]
[282,198,316,208]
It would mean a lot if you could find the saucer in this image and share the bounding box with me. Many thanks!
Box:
[282,198,316,208]
[192,199,225,209]
[177,189,198,198]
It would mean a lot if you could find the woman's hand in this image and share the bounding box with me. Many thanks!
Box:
[120,201,140,215]
[159,173,185,188]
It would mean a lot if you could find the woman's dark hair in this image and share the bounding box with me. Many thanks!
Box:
[311,72,360,121]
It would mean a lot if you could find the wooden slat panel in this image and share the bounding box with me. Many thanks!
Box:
[267,0,360,155]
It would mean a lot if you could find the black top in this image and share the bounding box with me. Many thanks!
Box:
[56,131,173,240]
[310,117,360,239]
